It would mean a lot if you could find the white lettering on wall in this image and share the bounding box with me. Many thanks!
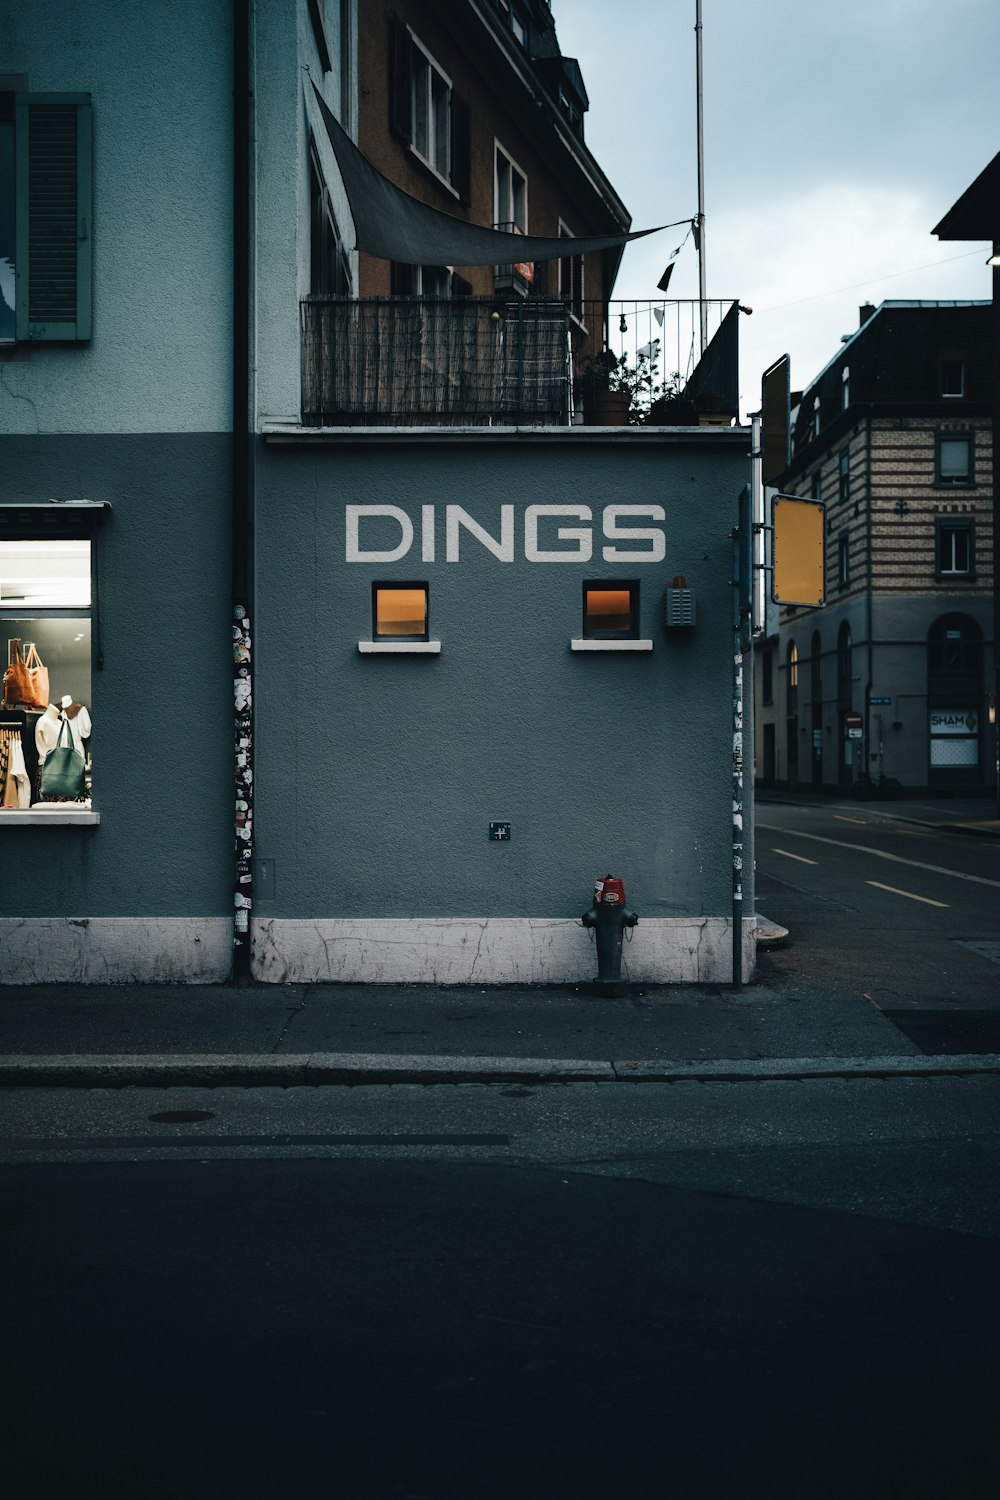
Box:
[346,505,414,563]
[524,505,593,563]
[602,505,667,563]
[421,504,435,563]
[345,504,666,563]
[446,505,515,563]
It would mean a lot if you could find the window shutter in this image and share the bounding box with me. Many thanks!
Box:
[390,261,414,295]
[451,94,471,204]
[389,17,412,143]
[15,94,91,342]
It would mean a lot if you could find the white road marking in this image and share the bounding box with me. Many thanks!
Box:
[756,824,1000,890]
[835,815,866,825]
[774,848,818,865]
[867,881,949,908]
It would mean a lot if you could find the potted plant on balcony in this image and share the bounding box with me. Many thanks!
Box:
[580,348,631,426]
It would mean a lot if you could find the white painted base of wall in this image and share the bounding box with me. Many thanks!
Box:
[0,918,231,984]
[252,916,756,986]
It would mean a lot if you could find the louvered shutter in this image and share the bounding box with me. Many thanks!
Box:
[15,93,92,341]
[451,95,471,205]
[389,18,412,144]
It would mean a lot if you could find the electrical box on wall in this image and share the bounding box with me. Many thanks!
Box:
[664,578,696,630]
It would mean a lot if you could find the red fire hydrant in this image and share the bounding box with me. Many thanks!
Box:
[582,875,638,996]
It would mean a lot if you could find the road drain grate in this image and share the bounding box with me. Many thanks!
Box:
[883,1010,1000,1056]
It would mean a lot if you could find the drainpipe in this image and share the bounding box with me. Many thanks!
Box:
[232,0,255,982]
[863,407,873,781]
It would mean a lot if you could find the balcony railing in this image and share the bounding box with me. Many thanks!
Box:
[300,296,740,428]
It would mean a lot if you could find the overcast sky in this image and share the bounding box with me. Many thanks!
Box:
[553,0,999,414]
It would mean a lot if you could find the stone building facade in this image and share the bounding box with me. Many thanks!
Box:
[755,301,995,796]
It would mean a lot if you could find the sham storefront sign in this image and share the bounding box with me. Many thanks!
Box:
[346,504,667,565]
[929,708,979,768]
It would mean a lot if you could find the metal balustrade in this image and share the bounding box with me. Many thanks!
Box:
[300,296,740,427]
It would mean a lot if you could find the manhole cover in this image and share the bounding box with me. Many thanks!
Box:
[883,1011,1000,1056]
[147,1109,216,1124]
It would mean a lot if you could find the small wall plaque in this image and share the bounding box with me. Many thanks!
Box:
[489,822,511,841]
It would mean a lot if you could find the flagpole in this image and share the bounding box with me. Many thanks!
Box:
[695,0,707,355]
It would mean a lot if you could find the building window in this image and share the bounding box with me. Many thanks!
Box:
[309,140,351,295]
[1,536,94,810]
[558,221,584,322]
[495,143,527,233]
[940,357,965,398]
[811,472,822,502]
[390,24,469,200]
[838,449,850,504]
[762,647,773,706]
[935,519,975,580]
[837,532,850,589]
[936,433,972,486]
[837,622,852,703]
[1,91,93,343]
[390,262,453,298]
[582,581,639,639]
[372,583,429,641]
[787,640,798,712]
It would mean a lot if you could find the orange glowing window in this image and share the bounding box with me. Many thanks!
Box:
[372,583,429,639]
[583,581,638,638]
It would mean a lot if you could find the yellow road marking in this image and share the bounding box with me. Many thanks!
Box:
[774,848,817,865]
[835,815,866,825]
[866,881,949,908]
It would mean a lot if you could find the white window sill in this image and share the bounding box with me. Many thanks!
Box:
[407,146,459,200]
[358,640,442,654]
[1,807,99,825]
[570,639,653,652]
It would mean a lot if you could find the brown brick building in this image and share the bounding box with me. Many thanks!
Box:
[755,301,995,796]
[355,0,630,321]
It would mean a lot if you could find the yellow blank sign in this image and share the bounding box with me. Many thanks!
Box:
[772,495,826,607]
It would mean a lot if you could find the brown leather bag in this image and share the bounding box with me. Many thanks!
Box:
[3,639,49,710]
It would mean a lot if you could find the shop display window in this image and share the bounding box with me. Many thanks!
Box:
[0,538,94,812]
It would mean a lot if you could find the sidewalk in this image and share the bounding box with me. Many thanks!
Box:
[2,979,998,1088]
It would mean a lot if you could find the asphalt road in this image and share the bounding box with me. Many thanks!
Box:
[755,800,1000,1010]
[4,802,998,1497]
[4,1076,1000,1497]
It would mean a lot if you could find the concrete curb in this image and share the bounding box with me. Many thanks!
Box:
[2,1051,1000,1088]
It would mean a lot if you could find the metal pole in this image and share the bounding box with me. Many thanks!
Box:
[731,486,751,988]
[695,0,707,355]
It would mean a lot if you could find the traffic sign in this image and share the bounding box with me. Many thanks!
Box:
[869,696,891,705]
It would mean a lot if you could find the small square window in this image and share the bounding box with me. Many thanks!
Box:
[936,434,972,485]
[372,582,429,640]
[583,581,639,639]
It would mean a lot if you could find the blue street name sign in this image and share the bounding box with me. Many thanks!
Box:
[869,696,891,705]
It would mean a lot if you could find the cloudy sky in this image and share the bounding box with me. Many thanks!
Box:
[553,0,999,414]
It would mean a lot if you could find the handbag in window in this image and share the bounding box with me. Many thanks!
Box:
[3,639,49,711]
[40,717,86,801]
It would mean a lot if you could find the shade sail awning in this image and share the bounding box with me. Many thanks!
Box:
[312,83,671,267]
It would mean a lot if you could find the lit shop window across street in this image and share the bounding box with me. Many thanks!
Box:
[0,538,94,812]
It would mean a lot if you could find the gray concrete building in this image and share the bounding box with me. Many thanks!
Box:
[1,1,753,986]
[755,302,996,798]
